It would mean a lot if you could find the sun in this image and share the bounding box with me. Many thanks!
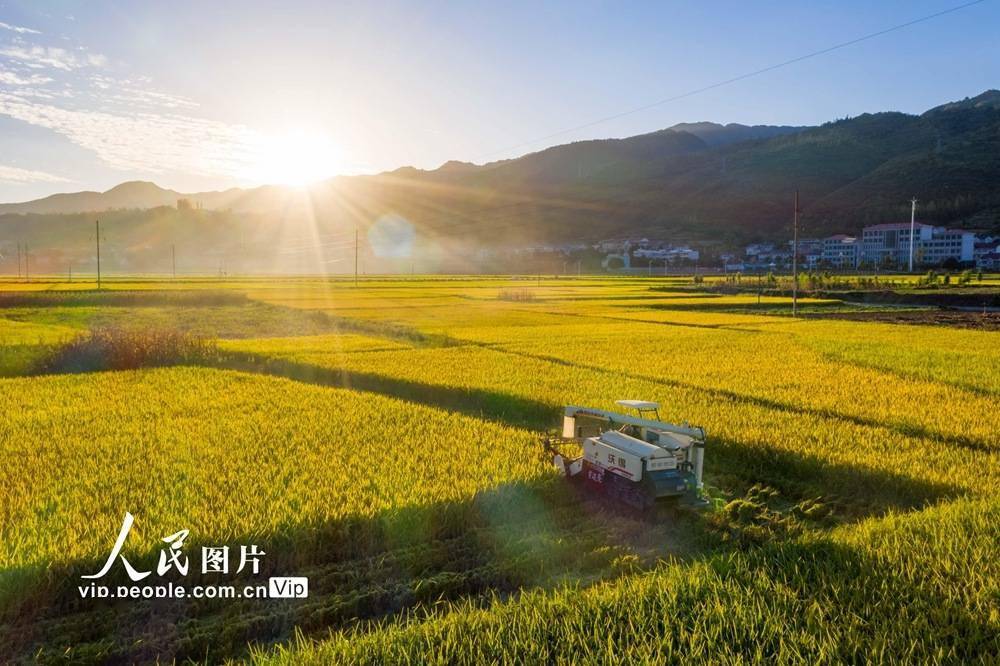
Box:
[245,129,343,187]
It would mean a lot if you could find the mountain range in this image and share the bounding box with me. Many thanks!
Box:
[2,90,999,267]
[0,120,807,217]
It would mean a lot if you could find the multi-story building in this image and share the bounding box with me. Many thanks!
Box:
[974,236,998,270]
[634,246,700,262]
[918,228,976,266]
[821,234,859,269]
[860,223,974,268]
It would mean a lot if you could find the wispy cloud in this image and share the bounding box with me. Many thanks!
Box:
[0,44,100,70]
[0,163,71,184]
[0,68,52,85]
[0,92,260,177]
[0,17,265,183]
[0,21,41,35]
[88,74,201,110]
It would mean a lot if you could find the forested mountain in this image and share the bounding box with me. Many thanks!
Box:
[2,90,998,266]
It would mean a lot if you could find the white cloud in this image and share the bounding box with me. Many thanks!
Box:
[0,163,70,184]
[0,68,52,85]
[0,91,262,178]
[0,23,257,184]
[0,21,41,35]
[0,44,105,71]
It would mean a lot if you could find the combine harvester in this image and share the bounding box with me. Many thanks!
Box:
[544,400,707,510]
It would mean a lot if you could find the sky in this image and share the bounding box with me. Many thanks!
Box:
[0,0,997,202]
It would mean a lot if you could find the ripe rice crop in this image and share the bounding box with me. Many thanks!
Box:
[253,495,1000,664]
[0,367,541,574]
[1,276,998,662]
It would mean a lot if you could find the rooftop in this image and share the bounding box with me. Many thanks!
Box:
[863,222,934,232]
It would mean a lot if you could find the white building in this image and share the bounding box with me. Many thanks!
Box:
[975,236,1000,269]
[860,223,974,268]
[634,246,700,262]
[821,234,859,269]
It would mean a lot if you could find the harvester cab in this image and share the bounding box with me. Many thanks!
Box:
[545,400,707,510]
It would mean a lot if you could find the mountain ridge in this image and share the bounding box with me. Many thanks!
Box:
[2,91,999,245]
[0,121,808,214]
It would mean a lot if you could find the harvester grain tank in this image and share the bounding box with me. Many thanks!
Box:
[545,400,707,509]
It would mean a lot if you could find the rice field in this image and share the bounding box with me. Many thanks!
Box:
[0,276,997,663]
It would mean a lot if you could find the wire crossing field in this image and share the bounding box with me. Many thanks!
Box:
[0,277,997,663]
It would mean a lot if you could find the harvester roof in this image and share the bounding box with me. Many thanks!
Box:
[616,400,660,411]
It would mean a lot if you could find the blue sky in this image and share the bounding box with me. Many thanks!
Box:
[0,0,997,202]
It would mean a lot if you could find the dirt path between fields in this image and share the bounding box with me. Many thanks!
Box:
[805,309,1000,330]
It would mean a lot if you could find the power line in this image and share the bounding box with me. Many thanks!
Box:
[480,0,988,160]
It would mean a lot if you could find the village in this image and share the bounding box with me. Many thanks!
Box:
[510,222,999,275]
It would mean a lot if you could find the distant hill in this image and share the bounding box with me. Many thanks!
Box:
[0,181,184,215]
[666,121,806,146]
[3,90,1000,254]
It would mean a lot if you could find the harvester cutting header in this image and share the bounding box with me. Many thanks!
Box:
[545,400,706,510]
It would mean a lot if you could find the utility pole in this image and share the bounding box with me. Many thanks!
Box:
[908,197,918,273]
[95,219,101,290]
[16,242,21,279]
[24,243,29,282]
[354,227,359,287]
[792,190,800,317]
[172,244,176,279]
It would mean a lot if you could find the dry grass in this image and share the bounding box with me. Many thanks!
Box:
[34,327,216,373]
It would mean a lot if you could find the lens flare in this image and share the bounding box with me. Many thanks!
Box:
[368,214,415,258]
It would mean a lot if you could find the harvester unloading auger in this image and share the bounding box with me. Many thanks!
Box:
[543,400,707,510]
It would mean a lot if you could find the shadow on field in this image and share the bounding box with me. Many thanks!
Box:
[517,306,760,331]
[2,332,978,661]
[211,352,558,431]
[2,290,457,346]
[0,290,249,308]
[487,345,996,454]
[697,536,999,662]
[0,476,704,664]
[208,353,968,518]
[644,301,820,313]
[709,435,966,521]
[2,472,982,664]
[812,348,998,399]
